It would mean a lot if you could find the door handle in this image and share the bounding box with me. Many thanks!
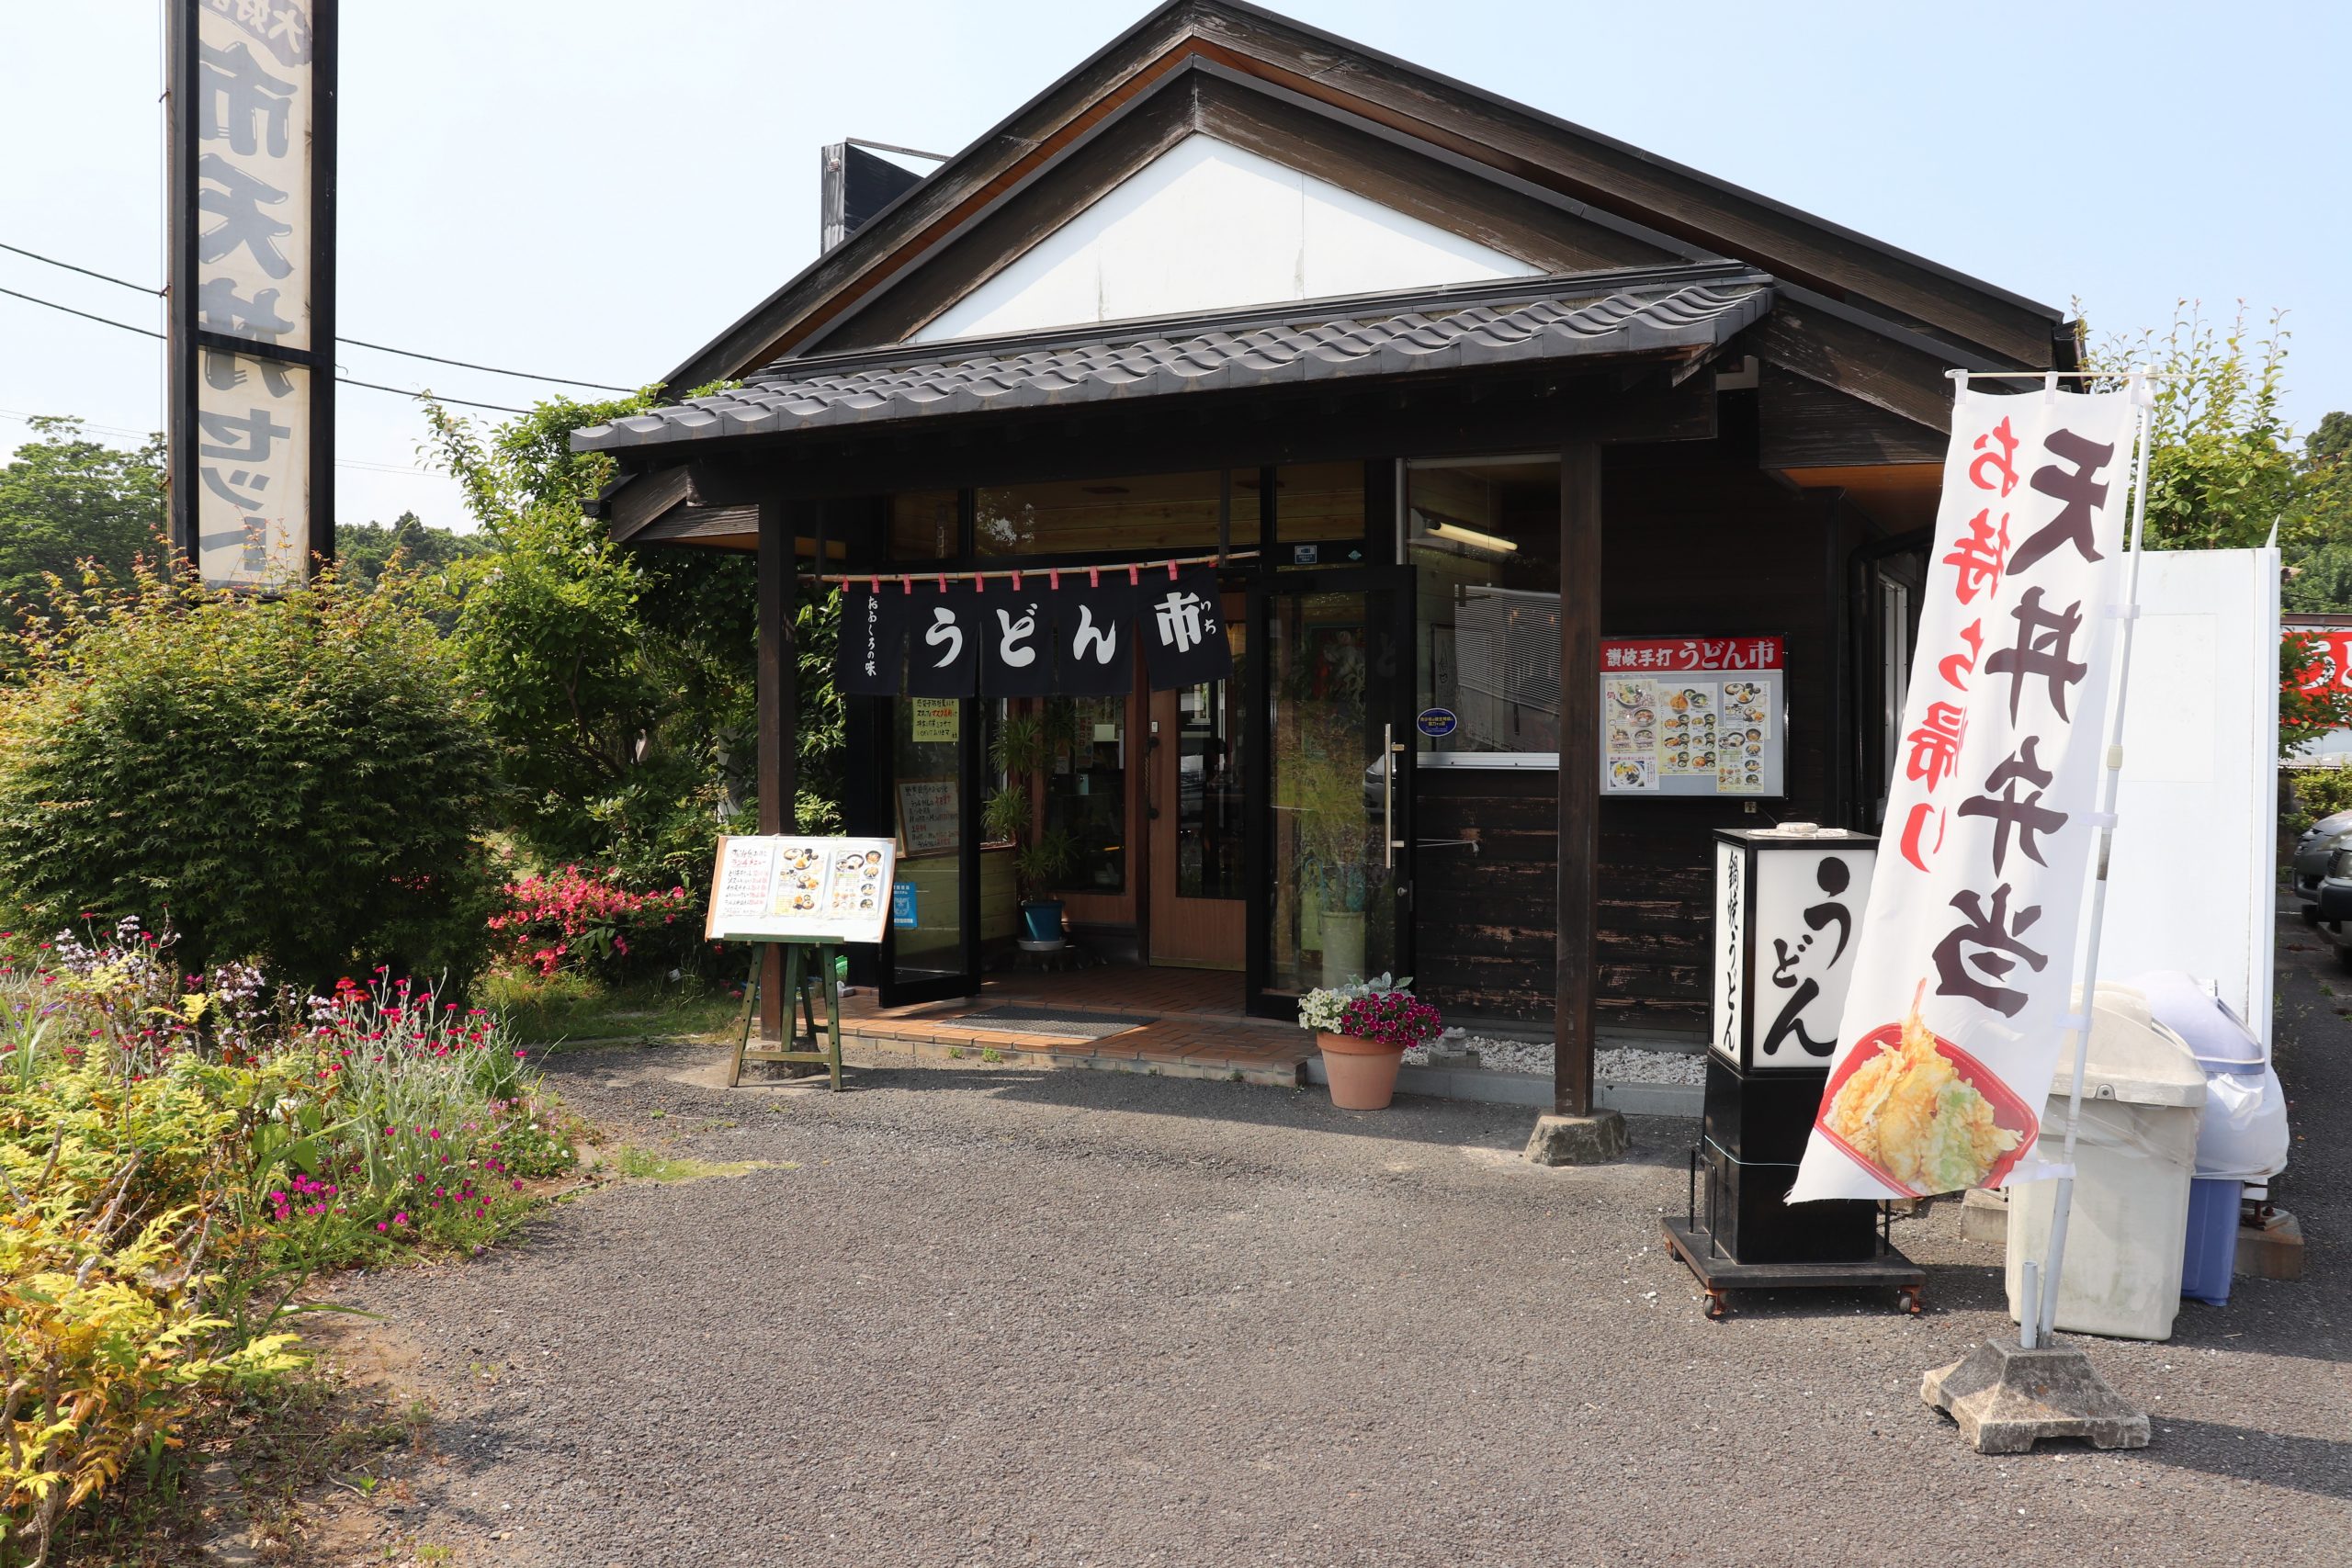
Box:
[1382,723,1406,869]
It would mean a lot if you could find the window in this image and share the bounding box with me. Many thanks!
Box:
[1272,461,1363,542]
[1039,696,1127,893]
[978,471,1225,557]
[889,491,958,560]
[1407,457,1564,762]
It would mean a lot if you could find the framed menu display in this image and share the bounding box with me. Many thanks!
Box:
[1600,636,1786,798]
[704,835,898,944]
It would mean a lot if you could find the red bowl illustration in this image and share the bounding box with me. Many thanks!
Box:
[1814,1021,2040,1196]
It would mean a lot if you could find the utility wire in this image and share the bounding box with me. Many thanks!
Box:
[0,283,530,414]
[1,240,636,391]
[0,407,455,479]
[332,335,635,393]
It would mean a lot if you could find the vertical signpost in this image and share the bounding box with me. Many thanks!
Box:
[167,0,336,592]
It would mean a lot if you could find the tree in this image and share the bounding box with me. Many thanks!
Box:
[2287,412,2352,615]
[423,394,840,912]
[0,561,498,986]
[0,417,164,611]
[334,510,489,593]
[2082,304,2352,751]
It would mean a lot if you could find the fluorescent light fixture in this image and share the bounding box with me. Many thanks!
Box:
[1429,521,1519,554]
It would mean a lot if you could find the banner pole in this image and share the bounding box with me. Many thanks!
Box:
[2030,368,2155,1344]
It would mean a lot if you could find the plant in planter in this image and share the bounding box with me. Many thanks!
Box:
[983,711,1081,949]
[1297,973,1443,1110]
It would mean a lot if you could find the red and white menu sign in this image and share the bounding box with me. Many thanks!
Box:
[1600,637,1785,797]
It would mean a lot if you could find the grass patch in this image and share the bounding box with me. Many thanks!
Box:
[483,968,744,1045]
[612,1145,773,1182]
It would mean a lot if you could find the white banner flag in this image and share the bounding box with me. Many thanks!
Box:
[1790,384,2139,1201]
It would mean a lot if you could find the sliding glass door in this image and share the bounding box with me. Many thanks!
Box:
[1248,569,1414,1017]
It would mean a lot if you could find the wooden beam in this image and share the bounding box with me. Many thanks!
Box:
[755,497,797,1044]
[1554,436,1601,1117]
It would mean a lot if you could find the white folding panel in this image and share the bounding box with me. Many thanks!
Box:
[2093,547,2280,1053]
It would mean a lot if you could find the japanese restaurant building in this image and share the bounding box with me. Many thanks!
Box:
[574,0,2080,1114]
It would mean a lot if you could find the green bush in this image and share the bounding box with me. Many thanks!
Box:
[2288,764,2352,833]
[0,562,499,988]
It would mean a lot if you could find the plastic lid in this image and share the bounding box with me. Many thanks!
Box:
[2125,969,2267,1070]
[2052,986,2209,1108]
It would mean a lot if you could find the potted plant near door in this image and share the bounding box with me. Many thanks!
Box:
[982,711,1082,950]
[1298,974,1443,1110]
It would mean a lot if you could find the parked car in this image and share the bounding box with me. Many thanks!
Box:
[2312,841,2352,971]
[2290,807,2352,923]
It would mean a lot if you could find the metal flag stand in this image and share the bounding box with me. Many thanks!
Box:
[1921,367,2158,1452]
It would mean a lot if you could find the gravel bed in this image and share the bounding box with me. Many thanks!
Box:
[1405,1030,1708,1084]
[312,903,2352,1565]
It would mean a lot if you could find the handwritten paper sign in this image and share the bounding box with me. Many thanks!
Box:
[896,778,959,855]
[704,835,898,944]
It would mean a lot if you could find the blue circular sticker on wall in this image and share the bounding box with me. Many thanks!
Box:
[1416,707,1458,738]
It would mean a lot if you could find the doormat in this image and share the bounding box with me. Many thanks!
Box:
[951,1005,1144,1041]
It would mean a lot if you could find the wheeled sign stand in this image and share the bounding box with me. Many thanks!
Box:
[727,939,845,1090]
[1663,1145,1924,1319]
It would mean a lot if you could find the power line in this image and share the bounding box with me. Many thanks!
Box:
[0,406,456,479]
[333,335,635,393]
[1,240,636,391]
[0,284,528,413]
[0,242,153,294]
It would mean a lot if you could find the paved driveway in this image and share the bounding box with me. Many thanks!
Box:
[326,910,2349,1566]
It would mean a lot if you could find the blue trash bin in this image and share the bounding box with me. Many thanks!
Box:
[2180,1178,2240,1306]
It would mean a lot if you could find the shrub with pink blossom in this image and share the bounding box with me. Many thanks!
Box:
[487,864,693,980]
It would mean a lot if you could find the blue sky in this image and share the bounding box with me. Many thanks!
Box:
[5,0,2345,531]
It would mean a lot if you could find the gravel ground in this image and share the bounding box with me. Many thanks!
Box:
[1405,1034,1708,1084]
[321,899,2350,1566]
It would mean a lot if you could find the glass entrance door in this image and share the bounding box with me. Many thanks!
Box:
[1248,570,1414,1017]
[875,695,981,1007]
[1147,592,1249,968]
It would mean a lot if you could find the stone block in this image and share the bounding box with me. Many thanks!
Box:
[2234,1208,2303,1280]
[1921,1338,2150,1454]
[1523,1111,1628,1166]
[1961,1187,2009,1244]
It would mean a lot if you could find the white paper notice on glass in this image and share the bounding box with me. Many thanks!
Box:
[703,835,898,945]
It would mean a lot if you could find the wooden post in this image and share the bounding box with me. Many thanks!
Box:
[756,497,798,1045]
[1554,438,1602,1117]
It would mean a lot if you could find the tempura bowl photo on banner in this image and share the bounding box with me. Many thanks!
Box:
[1813,982,2039,1197]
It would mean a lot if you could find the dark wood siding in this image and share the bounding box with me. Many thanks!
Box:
[1413,408,1869,1035]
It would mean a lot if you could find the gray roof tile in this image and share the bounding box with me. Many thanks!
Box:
[572,273,1771,454]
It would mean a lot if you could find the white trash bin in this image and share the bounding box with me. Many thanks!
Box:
[2005,985,2206,1341]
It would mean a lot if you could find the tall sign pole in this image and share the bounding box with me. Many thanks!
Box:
[167,0,336,591]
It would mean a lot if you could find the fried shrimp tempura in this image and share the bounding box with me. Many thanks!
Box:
[1824,984,2021,1191]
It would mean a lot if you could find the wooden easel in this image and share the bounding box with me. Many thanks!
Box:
[728,938,844,1090]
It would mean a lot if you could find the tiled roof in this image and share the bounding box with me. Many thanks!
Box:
[572,272,1773,454]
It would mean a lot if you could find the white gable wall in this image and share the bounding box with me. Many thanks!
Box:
[910,133,1540,344]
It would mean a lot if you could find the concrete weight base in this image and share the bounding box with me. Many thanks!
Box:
[1524,1111,1627,1166]
[1921,1339,2150,1454]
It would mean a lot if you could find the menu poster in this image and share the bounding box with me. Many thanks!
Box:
[704,835,898,944]
[1599,637,1786,798]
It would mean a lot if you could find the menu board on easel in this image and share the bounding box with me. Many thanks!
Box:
[896,777,959,856]
[1600,636,1786,798]
[704,835,898,944]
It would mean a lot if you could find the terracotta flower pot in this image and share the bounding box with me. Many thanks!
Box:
[1317,1031,1407,1110]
